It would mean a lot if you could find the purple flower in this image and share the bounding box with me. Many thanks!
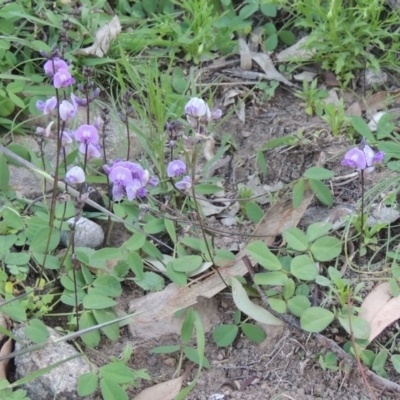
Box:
[71,93,87,109]
[175,176,192,190]
[37,96,57,115]
[59,100,76,121]
[74,124,99,145]
[211,109,223,120]
[126,179,142,200]
[53,68,75,88]
[60,130,73,147]
[167,160,186,177]
[80,143,101,160]
[43,58,69,77]
[66,166,85,184]
[112,184,125,202]
[109,166,134,187]
[149,176,159,187]
[185,97,211,119]
[341,138,385,171]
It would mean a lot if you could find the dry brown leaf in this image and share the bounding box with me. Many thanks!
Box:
[133,376,184,400]
[153,189,314,320]
[250,52,294,87]
[359,282,400,342]
[0,337,12,379]
[360,90,400,112]
[323,89,340,106]
[323,71,340,87]
[235,101,246,123]
[346,101,362,117]
[238,37,252,71]
[75,15,121,57]
[293,71,317,82]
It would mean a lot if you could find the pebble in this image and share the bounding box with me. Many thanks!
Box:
[163,357,176,367]
[362,68,388,88]
[217,353,224,361]
[60,216,104,249]
[220,299,230,309]
[147,355,158,367]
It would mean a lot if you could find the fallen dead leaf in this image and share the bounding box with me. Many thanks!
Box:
[0,337,12,379]
[235,100,246,123]
[75,15,121,57]
[346,101,362,117]
[361,90,400,112]
[250,52,294,87]
[359,282,400,342]
[276,36,316,62]
[239,37,252,71]
[133,376,184,400]
[293,71,317,82]
[323,71,340,87]
[322,89,340,106]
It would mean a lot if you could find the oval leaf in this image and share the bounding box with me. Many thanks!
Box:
[310,236,342,262]
[300,307,334,332]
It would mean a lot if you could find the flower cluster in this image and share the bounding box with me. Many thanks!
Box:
[167,160,192,190]
[36,54,104,186]
[341,138,384,171]
[103,160,158,201]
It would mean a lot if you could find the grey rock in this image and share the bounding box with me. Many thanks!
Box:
[60,216,104,249]
[362,68,388,88]
[14,325,91,400]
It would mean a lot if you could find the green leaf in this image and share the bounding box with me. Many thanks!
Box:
[309,179,333,206]
[134,271,165,292]
[91,248,121,263]
[123,233,146,252]
[337,315,370,340]
[100,362,136,384]
[278,30,296,45]
[83,295,117,310]
[350,116,375,141]
[260,3,277,17]
[257,150,267,175]
[246,241,281,270]
[78,372,98,396]
[166,261,187,286]
[268,297,287,313]
[391,355,400,374]
[93,309,120,341]
[287,295,311,317]
[300,307,334,332]
[283,227,309,251]
[239,4,259,19]
[291,255,318,281]
[164,217,177,243]
[4,252,29,265]
[254,271,287,286]
[0,154,9,191]
[100,378,128,400]
[213,324,239,347]
[264,33,278,51]
[79,311,100,348]
[143,218,165,234]
[303,167,334,180]
[29,227,60,253]
[214,249,236,267]
[310,236,342,262]
[231,277,283,325]
[282,278,295,300]
[184,347,210,368]
[181,308,195,344]
[93,275,122,297]
[241,323,266,342]
[372,350,388,374]
[293,178,305,209]
[306,222,332,242]
[24,319,49,344]
[245,201,264,223]
[2,301,26,322]
[126,252,144,279]
[149,345,181,354]
[172,66,187,94]
[172,255,203,273]
[194,184,224,195]
[2,208,24,230]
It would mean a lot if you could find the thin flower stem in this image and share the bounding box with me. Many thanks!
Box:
[358,169,365,264]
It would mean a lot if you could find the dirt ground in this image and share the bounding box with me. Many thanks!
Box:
[85,87,400,399]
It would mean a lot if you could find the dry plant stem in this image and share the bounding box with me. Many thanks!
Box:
[347,296,377,400]
[358,169,365,265]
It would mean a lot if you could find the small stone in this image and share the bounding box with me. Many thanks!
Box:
[163,357,176,367]
[147,355,158,367]
[362,68,388,88]
[217,353,224,361]
[220,299,230,309]
[14,325,91,400]
[60,217,104,249]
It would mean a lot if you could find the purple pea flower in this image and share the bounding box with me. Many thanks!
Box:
[43,58,69,77]
[53,68,75,88]
[66,166,85,184]
[175,175,192,190]
[149,176,159,187]
[59,100,76,121]
[71,93,87,109]
[341,138,385,171]
[37,96,57,115]
[74,124,99,145]
[211,109,223,120]
[167,160,186,177]
[126,179,142,200]
[60,130,73,147]
[109,166,134,187]
[185,97,211,120]
[81,143,101,160]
